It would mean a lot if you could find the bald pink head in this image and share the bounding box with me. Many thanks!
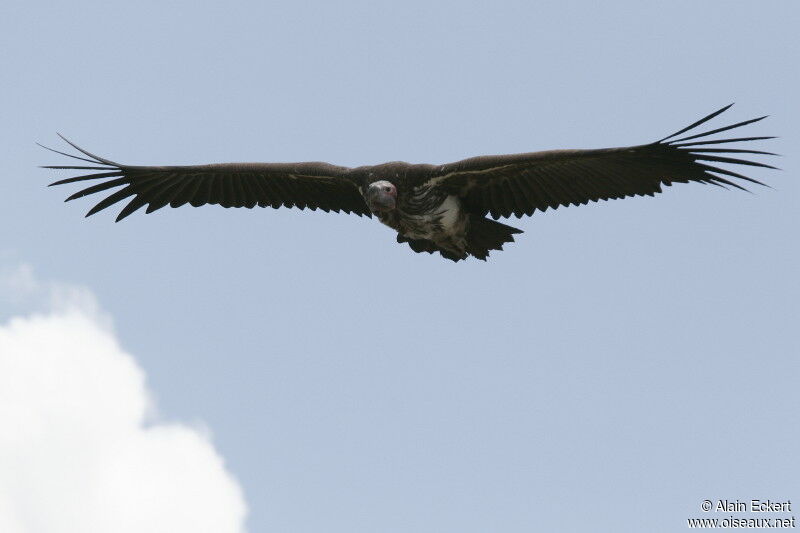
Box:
[366,181,397,213]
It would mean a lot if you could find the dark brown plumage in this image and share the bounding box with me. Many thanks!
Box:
[42,104,776,261]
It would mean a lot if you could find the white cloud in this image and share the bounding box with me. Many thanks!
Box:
[0,265,247,533]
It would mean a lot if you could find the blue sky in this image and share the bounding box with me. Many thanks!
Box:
[1,1,797,531]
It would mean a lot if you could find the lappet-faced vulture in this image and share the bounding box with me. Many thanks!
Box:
[42,104,775,261]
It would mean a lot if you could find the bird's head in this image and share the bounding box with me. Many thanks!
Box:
[366,180,397,213]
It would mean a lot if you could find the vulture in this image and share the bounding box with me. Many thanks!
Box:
[42,104,775,261]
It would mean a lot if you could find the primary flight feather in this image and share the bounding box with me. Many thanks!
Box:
[42,104,776,261]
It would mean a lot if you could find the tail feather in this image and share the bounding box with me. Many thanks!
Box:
[466,216,522,260]
[396,216,522,261]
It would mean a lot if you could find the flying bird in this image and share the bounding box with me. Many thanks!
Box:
[42,104,775,261]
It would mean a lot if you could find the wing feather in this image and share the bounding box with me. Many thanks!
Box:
[116,196,149,221]
[431,105,775,219]
[42,139,371,220]
[86,187,137,217]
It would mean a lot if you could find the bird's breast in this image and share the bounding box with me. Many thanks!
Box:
[397,194,465,242]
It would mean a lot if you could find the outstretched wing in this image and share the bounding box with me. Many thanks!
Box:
[429,105,776,219]
[42,136,371,221]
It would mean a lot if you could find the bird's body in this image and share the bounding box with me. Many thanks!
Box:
[350,163,476,259]
[42,105,776,261]
[384,191,471,261]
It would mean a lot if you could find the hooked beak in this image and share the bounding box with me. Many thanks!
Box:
[367,181,397,213]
